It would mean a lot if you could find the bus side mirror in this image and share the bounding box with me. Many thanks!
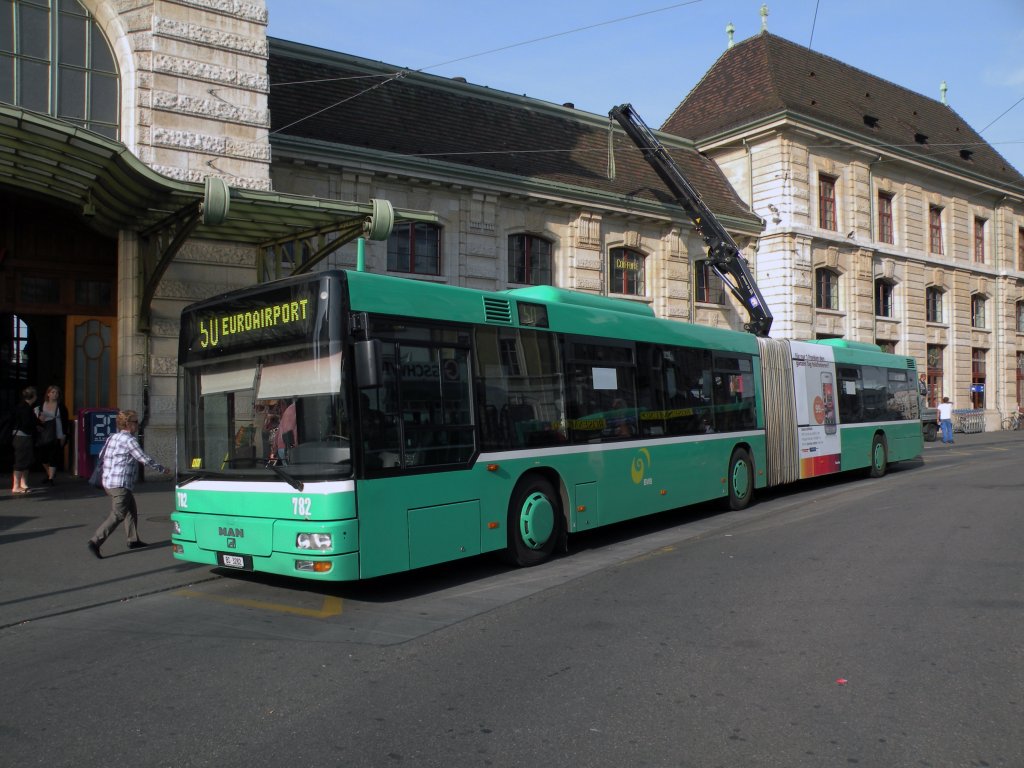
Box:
[355,339,382,389]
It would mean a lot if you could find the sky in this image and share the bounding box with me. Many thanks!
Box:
[264,0,1024,177]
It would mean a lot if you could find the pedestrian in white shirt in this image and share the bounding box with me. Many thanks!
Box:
[937,396,954,445]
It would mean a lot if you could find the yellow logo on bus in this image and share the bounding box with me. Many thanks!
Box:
[630,448,651,485]
[191,457,203,469]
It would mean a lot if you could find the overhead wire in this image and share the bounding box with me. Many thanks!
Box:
[269,1,703,133]
[266,1,1023,182]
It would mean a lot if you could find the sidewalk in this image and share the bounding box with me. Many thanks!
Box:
[0,471,210,630]
[2,427,1020,629]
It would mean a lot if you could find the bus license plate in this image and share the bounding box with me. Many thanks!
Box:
[217,553,252,570]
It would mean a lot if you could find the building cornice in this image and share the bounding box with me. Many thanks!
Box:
[270,133,764,239]
[693,111,1024,204]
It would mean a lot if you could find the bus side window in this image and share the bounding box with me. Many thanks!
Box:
[837,368,861,423]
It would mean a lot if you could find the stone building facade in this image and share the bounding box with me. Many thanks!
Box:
[97,0,273,461]
[666,32,1024,428]
[265,39,762,329]
[7,2,1023,477]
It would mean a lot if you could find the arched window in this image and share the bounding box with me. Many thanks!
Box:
[874,278,895,318]
[8,313,29,379]
[609,246,645,296]
[926,287,944,324]
[971,294,987,329]
[387,222,441,276]
[0,0,120,138]
[815,267,839,310]
[508,234,552,286]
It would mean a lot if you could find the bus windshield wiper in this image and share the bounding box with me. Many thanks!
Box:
[266,461,304,492]
[177,472,204,487]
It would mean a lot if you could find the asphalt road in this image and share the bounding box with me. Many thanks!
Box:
[1,433,1021,767]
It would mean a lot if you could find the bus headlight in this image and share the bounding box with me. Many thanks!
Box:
[296,533,333,551]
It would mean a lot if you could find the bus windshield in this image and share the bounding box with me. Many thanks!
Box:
[178,346,352,481]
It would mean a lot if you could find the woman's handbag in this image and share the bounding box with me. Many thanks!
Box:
[36,419,57,447]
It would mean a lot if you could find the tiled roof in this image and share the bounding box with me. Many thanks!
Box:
[267,40,760,230]
[663,33,1022,186]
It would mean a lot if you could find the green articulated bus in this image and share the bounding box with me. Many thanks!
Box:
[171,269,923,581]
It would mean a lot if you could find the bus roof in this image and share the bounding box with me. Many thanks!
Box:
[807,338,882,352]
[344,270,757,354]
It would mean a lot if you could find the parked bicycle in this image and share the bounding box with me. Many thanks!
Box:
[1001,412,1022,431]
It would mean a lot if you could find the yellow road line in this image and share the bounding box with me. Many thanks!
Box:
[176,589,343,618]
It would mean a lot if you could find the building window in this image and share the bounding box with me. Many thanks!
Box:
[876,340,896,354]
[694,261,725,304]
[926,344,943,407]
[877,192,894,244]
[815,268,839,310]
[818,174,837,231]
[508,234,552,286]
[874,278,894,317]
[75,279,112,307]
[1018,227,1024,271]
[974,217,986,263]
[929,206,944,255]
[971,294,987,329]
[9,314,29,380]
[387,222,441,275]
[609,246,645,296]
[1017,301,1024,333]
[971,348,986,409]
[926,287,944,324]
[0,0,120,138]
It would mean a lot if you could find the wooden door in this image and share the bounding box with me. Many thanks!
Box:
[65,315,117,417]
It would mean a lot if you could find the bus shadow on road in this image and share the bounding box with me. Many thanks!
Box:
[207,502,741,604]
[208,459,928,604]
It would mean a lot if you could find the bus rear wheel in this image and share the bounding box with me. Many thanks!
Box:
[726,448,754,510]
[868,434,888,478]
[504,476,560,567]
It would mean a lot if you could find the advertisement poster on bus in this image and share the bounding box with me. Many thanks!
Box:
[789,341,841,478]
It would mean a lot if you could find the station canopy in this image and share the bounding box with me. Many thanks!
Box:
[0,104,435,245]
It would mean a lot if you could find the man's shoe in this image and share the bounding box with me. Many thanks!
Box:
[87,540,102,559]
[127,540,150,550]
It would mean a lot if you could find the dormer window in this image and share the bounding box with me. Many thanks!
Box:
[863,115,879,129]
[960,149,974,162]
[914,133,929,145]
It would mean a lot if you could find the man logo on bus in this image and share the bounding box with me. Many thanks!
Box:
[630,448,652,485]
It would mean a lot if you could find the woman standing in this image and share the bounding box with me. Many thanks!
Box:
[10,386,39,494]
[37,384,70,485]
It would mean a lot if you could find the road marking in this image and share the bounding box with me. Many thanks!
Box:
[176,589,343,618]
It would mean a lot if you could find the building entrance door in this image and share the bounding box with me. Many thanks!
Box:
[65,315,117,417]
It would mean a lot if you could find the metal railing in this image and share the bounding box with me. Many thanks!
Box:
[952,408,985,434]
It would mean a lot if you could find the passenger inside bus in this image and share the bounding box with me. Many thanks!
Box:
[274,399,298,462]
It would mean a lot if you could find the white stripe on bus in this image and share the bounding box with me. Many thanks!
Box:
[477,429,764,464]
[176,479,355,493]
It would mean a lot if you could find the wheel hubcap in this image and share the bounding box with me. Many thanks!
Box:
[732,460,750,499]
[519,492,554,549]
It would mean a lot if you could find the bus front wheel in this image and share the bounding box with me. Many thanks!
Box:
[868,434,888,478]
[504,476,560,567]
[726,448,754,511]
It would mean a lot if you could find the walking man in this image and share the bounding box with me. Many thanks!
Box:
[87,409,172,558]
[937,396,954,445]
